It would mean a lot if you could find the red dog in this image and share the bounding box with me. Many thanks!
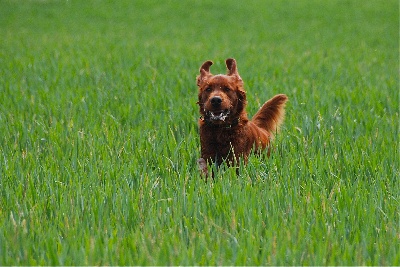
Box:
[196,58,288,177]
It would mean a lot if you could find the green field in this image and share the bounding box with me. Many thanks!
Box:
[0,0,399,265]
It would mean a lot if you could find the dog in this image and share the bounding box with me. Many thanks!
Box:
[196,58,288,177]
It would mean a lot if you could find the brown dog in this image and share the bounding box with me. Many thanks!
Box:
[196,58,288,177]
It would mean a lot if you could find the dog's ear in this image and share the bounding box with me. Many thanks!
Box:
[200,60,213,74]
[197,60,213,86]
[226,58,242,81]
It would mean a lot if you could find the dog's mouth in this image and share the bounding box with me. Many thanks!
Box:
[206,109,230,121]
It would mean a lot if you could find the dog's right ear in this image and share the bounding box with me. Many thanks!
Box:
[197,60,213,86]
[226,58,242,81]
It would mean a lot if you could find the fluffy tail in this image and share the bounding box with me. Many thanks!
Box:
[251,94,288,137]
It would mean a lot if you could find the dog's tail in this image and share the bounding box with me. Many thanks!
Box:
[251,94,288,137]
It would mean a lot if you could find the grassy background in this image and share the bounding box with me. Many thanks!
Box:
[0,0,399,265]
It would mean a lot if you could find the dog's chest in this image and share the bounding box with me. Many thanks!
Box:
[200,125,248,152]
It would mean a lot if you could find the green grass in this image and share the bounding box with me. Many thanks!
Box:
[0,0,399,265]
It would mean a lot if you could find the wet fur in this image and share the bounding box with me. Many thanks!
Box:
[196,58,288,177]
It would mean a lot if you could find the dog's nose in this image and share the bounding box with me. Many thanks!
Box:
[211,96,222,107]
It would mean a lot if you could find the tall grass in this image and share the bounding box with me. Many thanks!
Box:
[0,0,398,265]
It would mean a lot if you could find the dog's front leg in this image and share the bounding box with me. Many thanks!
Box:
[197,158,209,181]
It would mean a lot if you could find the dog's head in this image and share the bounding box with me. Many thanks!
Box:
[196,58,247,125]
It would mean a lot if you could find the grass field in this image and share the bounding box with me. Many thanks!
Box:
[0,0,399,265]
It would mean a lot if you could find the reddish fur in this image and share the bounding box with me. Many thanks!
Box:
[196,58,288,177]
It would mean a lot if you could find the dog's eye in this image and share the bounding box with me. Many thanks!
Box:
[205,87,212,92]
[224,87,231,92]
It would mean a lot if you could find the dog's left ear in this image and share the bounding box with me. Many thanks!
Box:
[226,58,242,81]
[197,60,213,86]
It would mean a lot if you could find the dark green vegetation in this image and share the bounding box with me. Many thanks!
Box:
[0,0,398,265]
